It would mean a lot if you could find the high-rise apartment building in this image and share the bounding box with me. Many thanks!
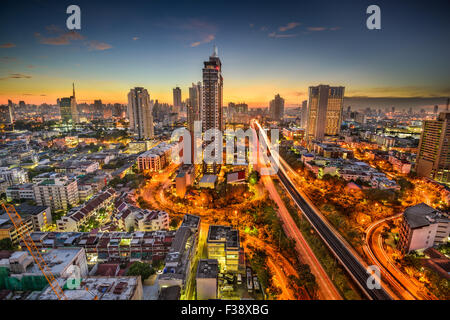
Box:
[269,94,284,121]
[300,100,308,129]
[0,103,14,124]
[201,46,223,174]
[188,82,202,132]
[173,87,182,114]
[306,85,345,141]
[127,87,154,140]
[416,112,450,184]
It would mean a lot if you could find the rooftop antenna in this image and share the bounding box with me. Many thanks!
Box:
[446,97,449,111]
[212,44,218,57]
[72,82,75,98]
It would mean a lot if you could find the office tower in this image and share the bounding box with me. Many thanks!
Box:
[173,87,182,114]
[434,105,439,114]
[58,83,79,123]
[300,100,308,129]
[127,87,154,140]
[201,46,223,174]
[70,83,79,123]
[415,112,450,184]
[59,97,72,123]
[306,84,345,141]
[94,99,103,116]
[269,94,284,121]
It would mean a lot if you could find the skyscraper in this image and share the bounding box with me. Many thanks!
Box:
[300,100,308,129]
[58,83,79,123]
[94,99,103,117]
[306,85,345,141]
[71,83,79,123]
[127,87,154,140]
[269,94,284,121]
[188,82,202,132]
[202,46,223,174]
[415,112,450,185]
[0,100,14,124]
[173,87,182,114]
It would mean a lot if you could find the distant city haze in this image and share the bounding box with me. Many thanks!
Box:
[0,0,449,107]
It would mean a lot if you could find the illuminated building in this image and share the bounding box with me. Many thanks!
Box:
[300,100,308,129]
[201,46,223,174]
[58,83,79,123]
[416,112,450,185]
[196,259,218,300]
[33,175,79,212]
[398,203,450,253]
[173,87,182,114]
[127,87,154,139]
[0,101,14,124]
[207,225,239,273]
[269,94,284,121]
[306,85,345,141]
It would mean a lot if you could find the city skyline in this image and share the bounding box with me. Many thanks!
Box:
[1,0,449,107]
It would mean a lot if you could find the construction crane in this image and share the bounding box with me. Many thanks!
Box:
[1,202,67,300]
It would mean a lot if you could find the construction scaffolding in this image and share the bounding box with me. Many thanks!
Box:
[1,202,67,300]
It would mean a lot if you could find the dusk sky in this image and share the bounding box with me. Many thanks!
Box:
[0,0,449,107]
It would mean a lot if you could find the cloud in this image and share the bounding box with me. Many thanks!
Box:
[45,25,63,34]
[132,37,139,41]
[279,22,300,32]
[291,91,306,97]
[268,32,298,38]
[0,56,17,62]
[260,26,268,31]
[249,23,254,28]
[0,43,16,48]
[87,41,112,51]
[0,73,32,80]
[27,65,35,69]
[36,30,85,45]
[180,19,216,32]
[330,27,341,31]
[35,26,111,51]
[307,27,327,31]
[190,34,215,47]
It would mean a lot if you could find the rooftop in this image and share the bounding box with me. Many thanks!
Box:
[38,276,141,300]
[207,225,239,249]
[403,203,449,229]
[197,259,219,279]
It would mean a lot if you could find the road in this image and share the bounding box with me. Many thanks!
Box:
[365,214,435,300]
[245,235,310,300]
[262,175,342,300]
[253,120,393,300]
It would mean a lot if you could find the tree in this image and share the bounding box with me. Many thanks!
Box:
[397,178,414,192]
[126,261,154,282]
[0,238,14,250]
[248,170,260,185]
